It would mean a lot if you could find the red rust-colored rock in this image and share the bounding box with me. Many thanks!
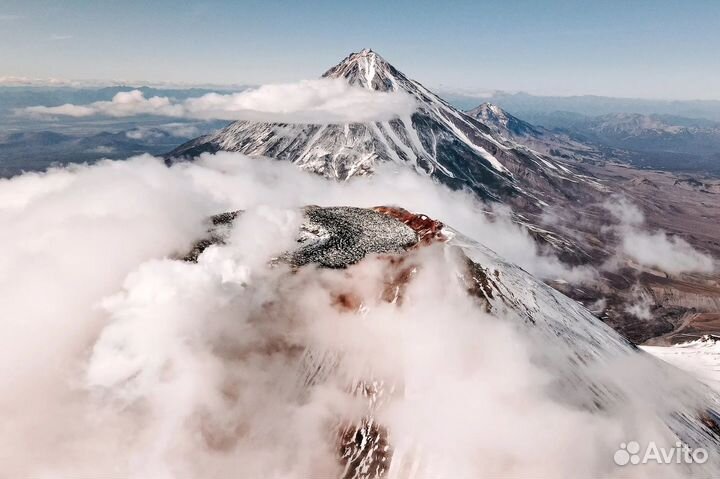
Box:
[372,206,446,244]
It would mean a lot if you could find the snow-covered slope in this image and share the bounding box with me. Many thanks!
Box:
[644,336,720,393]
[467,102,546,138]
[170,50,594,206]
[176,205,720,478]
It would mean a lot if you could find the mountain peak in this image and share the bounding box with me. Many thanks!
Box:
[172,49,585,206]
[466,102,513,131]
[468,102,508,120]
[467,102,547,139]
[322,49,403,91]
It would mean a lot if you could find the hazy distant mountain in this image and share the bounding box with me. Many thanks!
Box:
[0,85,245,115]
[0,86,244,140]
[554,113,720,153]
[0,123,226,177]
[442,90,720,122]
[465,102,604,161]
[527,111,720,173]
[465,102,720,174]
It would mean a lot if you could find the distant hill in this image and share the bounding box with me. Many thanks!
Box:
[441,90,720,122]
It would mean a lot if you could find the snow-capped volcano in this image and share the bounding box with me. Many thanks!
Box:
[322,48,403,92]
[170,49,594,206]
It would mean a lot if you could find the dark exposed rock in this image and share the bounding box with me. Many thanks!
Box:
[182,210,242,263]
[285,206,418,269]
[182,237,218,263]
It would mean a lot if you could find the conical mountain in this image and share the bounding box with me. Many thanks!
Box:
[170,49,596,206]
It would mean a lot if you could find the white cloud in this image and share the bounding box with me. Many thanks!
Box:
[90,145,115,154]
[626,298,652,320]
[621,230,714,274]
[157,123,201,138]
[23,90,181,118]
[603,197,715,275]
[587,297,607,314]
[125,129,158,140]
[125,123,201,140]
[602,197,644,227]
[625,286,654,320]
[50,34,73,41]
[20,79,418,124]
[0,152,713,477]
[0,76,74,86]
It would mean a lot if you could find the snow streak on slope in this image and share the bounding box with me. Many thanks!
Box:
[171,50,592,205]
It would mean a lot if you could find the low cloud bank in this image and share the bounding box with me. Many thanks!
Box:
[624,285,654,320]
[20,79,418,124]
[604,196,715,275]
[0,153,713,477]
[125,123,203,140]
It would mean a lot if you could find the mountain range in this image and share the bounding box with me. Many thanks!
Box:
[0,122,226,177]
[469,104,720,174]
[444,90,720,122]
[536,112,720,173]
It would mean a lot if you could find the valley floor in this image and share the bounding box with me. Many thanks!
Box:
[544,160,720,344]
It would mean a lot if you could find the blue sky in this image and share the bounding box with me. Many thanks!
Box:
[1,0,719,99]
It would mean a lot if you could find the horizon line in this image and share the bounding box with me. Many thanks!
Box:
[2,77,720,103]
